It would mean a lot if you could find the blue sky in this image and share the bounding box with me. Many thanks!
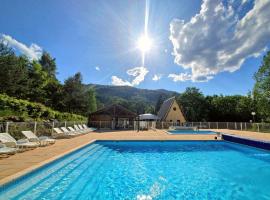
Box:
[1,0,270,95]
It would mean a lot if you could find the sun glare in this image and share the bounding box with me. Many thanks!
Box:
[137,35,153,53]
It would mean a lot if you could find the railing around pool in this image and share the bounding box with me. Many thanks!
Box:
[0,121,270,140]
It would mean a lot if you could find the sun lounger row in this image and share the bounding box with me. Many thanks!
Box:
[0,124,95,157]
[52,124,95,138]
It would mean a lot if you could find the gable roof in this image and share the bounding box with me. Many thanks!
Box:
[157,97,175,121]
[89,104,137,118]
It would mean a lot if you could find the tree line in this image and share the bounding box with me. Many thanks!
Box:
[0,41,97,117]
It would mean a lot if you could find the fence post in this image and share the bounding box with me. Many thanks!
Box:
[208,122,210,129]
[226,122,229,129]
[192,122,193,127]
[52,121,54,134]
[216,122,218,129]
[99,121,101,129]
[5,122,9,133]
[235,122,237,130]
[64,121,67,128]
[162,122,164,129]
[34,121,37,134]
[245,122,247,130]
[240,122,242,131]
[200,122,202,128]
[257,123,259,132]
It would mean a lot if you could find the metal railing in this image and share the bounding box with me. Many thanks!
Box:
[1,121,87,139]
[1,120,270,140]
[89,120,270,133]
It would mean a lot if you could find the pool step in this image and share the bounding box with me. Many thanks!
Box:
[33,146,111,200]
[6,144,104,199]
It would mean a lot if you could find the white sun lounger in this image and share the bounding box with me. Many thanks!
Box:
[74,125,88,134]
[53,128,75,138]
[21,131,55,146]
[0,143,17,157]
[67,127,82,135]
[83,124,96,132]
[60,127,78,137]
[0,133,40,149]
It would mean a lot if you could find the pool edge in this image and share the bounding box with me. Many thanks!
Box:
[0,139,97,187]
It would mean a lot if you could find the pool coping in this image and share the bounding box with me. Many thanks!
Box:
[222,133,270,151]
[0,139,97,187]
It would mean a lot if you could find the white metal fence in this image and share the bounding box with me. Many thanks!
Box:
[89,120,270,133]
[0,121,87,139]
[1,121,270,140]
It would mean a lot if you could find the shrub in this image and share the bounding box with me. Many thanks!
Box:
[0,94,86,122]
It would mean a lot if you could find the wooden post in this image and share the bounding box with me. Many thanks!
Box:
[162,122,164,129]
[245,122,247,130]
[257,123,260,132]
[216,122,218,129]
[226,122,229,129]
[64,121,67,128]
[235,122,237,129]
[208,122,210,129]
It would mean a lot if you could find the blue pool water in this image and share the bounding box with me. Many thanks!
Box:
[168,129,216,134]
[1,141,270,200]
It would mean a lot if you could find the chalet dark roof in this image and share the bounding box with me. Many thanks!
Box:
[157,97,175,121]
[89,104,137,118]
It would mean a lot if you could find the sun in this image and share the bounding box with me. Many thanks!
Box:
[137,35,153,53]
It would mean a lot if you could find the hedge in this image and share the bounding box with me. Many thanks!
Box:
[0,94,86,122]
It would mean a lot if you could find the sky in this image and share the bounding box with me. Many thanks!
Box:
[1,0,270,95]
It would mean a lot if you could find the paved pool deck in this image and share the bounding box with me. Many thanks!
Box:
[0,129,269,185]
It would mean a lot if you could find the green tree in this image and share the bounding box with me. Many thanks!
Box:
[39,52,57,78]
[0,42,30,98]
[62,72,85,114]
[253,51,270,122]
[86,88,97,114]
[177,87,208,121]
[28,61,48,103]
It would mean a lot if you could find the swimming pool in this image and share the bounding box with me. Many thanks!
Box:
[1,141,270,199]
[168,129,216,134]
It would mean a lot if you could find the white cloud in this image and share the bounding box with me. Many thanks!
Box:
[168,73,192,82]
[111,66,149,86]
[168,73,213,82]
[111,76,132,86]
[152,74,162,81]
[169,0,270,82]
[95,66,100,71]
[1,34,42,60]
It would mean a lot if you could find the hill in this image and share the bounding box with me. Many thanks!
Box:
[86,84,178,113]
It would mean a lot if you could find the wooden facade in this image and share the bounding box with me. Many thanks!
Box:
[88,104,137,129]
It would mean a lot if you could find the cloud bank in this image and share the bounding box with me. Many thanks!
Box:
[169,0,270,82]
[111,67,149,86]
[1,34,42,60]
